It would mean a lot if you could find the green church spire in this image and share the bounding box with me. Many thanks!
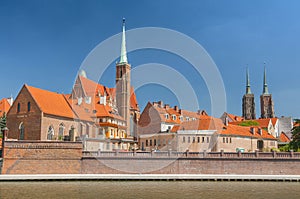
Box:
[119,18,128,64]
[263,64,269,94]
[246,67,252,94]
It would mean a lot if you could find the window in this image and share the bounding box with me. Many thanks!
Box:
[168,140,171,145]
[202,137,205,143]
[223,137,226,143]
[197,137,200,143]
[86,124,90,136]
[186,117,190,121]
[47,126,54,140]
[165,114,169,119]
[110,129,113,136]
[27,102,31,112]
[207,137,209,143]
[58,123,65,140]
[188,137,190,143]
[154,139,157,146]
[158,139,161,146]
[146,140,148,147]
[230,137,232,143]
[163,139,166,145]
[19,123,24,140]
[179,116,184,122]
[193,137,195,143]
[17,103,20,113]
[150,140,152,146]
[172,115,176,120]
[182,137,185,143]
[226,137,228,143]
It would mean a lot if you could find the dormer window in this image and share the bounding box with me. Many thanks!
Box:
[172,115,176,120]
[179,116,184,122]
[165,114,169,119]
[78,97,82,105]
[186,117,190,121]
[85,96,91,104]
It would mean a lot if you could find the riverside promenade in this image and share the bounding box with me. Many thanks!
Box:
[0,174,300,181]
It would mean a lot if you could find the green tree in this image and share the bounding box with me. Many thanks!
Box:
[0,112,7,137]
[290,119,300,151]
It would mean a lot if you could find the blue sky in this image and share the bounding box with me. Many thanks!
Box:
[1,0,300,118]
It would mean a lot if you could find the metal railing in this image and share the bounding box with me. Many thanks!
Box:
[82,150,300,159]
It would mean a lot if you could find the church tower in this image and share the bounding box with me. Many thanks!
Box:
[116,18,131,135]
[242,68,256,120]
[260,66,275,118]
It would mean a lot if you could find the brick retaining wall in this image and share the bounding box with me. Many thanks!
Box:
[1,141,300,175]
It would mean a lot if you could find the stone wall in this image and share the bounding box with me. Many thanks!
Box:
[1,141,82,174]
[1,141,300,175]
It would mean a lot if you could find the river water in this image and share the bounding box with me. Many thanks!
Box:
[0,181,299,199]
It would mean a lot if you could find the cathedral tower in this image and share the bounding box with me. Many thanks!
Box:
[242,68,256,120]
[116,18,131,135]
[260,66,275,118]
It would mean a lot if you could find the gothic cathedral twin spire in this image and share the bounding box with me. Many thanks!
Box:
[242,65,275,120]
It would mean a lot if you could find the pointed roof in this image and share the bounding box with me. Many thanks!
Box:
[26,85,76,119]
[263,65,269,94]
[279,132,290,143]
[0,98,11,116]
[246,67,252,94]
[119,18,128,64]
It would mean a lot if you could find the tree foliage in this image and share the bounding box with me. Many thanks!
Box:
[0,112,7,137]
[238,120,259,127]
[290,119,300,151]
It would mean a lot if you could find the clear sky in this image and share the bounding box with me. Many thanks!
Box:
[1,0,300,118]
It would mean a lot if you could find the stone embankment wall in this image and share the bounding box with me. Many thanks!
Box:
[1,141,300,175]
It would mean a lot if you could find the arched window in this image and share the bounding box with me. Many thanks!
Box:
[27,102,31,112]
[47,126,54,140]
[17,103,20,113]
[19,122,24,140]
[58,123,65,140]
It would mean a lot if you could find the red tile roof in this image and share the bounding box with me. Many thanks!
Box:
[226,113,244,122]
[0,98,11,116]
[229,118,273,128]
[26,85,76,119]
[222,124,276,140]
[279,132,291,143]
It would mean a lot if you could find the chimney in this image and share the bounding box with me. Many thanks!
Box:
[165,104,170,109]
[224,116,229,126]
[174,106,179,112]
[197,110,202,115]
[157,101,163,107]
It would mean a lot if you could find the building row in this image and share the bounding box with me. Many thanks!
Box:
[0,19,293,153]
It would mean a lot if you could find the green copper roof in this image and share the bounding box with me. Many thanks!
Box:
[119,18,128,64]
[246,67,252,94]
[263,65,269,94]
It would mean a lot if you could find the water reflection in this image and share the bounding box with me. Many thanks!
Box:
[0,181,299,199]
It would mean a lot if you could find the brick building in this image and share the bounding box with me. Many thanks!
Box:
[138,101,278,152]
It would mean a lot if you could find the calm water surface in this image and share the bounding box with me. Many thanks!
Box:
[0,181,299,199]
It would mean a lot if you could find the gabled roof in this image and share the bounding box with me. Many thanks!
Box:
[78,76,139,111]
[0,98,11,116]
[26,85,76,119]
[279,132,291,143]
[173,115,224,132]
[226,113,244,122]
[222,124,276,140]
[229,118,273,128]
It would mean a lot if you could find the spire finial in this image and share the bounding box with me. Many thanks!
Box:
[263,62,269,94]
[246,66,251,94]
[119,18,128,64]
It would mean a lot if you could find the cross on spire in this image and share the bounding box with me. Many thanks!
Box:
[263,63,269,94]
[246,66,252,94]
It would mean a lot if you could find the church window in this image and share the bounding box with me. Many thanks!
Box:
[17,103,20,113]
[19,123,24,140]
[27,102,31,112]
[47,126,54,140]
[58,123,65,140]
